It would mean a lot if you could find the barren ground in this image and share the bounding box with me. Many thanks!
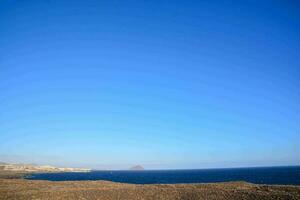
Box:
[0,170,299,200]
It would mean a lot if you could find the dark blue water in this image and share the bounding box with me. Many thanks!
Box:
[27,166,300,185]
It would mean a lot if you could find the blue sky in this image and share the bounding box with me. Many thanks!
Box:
[0,0,299,169]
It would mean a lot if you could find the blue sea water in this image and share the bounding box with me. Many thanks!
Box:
[27,166,300,185]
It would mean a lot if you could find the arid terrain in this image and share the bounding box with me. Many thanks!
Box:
[0,170,300,200]
[0,162,90,173]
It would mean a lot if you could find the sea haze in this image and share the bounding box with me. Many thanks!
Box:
[27,166,300,185]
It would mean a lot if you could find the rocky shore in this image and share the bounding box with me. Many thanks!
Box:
[0,169,300,200]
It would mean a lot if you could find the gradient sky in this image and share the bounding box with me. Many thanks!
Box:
[0,0,299,169]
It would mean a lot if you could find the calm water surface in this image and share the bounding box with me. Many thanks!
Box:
[27,166,300,185]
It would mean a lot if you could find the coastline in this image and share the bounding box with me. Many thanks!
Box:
[1,170,300,200]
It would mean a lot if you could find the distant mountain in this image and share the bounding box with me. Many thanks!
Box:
[130,165,144,170]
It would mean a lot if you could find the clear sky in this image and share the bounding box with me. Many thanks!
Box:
[0,0,299,170]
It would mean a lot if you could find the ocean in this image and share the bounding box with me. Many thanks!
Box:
[27,166,300,185]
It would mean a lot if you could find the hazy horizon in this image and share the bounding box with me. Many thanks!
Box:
[1,157,300,170]
[1,0,299,170]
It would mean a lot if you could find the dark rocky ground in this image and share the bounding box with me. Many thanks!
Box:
[0,170,27,179]
[0,170,299,200]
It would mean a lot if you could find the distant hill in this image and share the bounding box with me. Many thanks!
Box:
[130,165,144,170]
[0,162,90,172]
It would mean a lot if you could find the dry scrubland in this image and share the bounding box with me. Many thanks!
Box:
[0,170,300,200]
